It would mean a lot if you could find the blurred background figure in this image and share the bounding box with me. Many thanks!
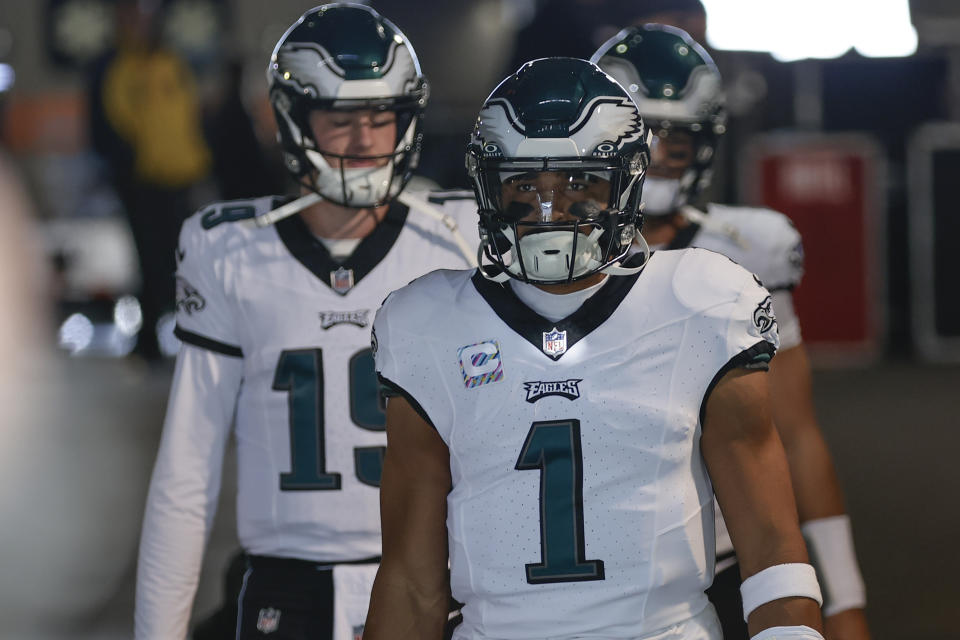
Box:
[203,57,286,201]
[88,0,211,362]
[0,154,50,465]
[593,24,871,640]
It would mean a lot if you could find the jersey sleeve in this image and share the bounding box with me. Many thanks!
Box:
[770,289,802,350]
[676,250,781,423]
[173,212,243,357]
[702,204,805,292]
[760,210,804,292]
[371,281,455,441]
[699,269,779,424]
[722,271,781,370]
[135,344,242,639]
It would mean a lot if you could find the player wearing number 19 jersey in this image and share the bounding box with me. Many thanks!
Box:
[137,197,475,638]
[134,6,476,640]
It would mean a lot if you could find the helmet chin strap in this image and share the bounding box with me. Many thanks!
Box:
[478,241,513,283]
[248,192,322,228]
[601,233,648,275]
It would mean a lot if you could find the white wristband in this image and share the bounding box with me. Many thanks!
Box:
[802,515,867,616]
[751,625,825,640]
[740,563,823,622]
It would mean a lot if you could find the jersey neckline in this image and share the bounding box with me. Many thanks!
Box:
[469,261,644,361]
[274,201,410,295]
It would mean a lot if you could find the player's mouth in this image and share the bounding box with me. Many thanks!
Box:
[343,158,383,168]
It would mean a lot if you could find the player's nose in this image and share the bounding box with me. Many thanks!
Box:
[349,119,375,151]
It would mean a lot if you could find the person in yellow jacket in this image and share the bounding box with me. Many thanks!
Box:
[89,0,211,361]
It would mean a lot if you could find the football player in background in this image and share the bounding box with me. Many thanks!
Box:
[364,57,825,640]
[593,24,871,640]
[134,5,476,639]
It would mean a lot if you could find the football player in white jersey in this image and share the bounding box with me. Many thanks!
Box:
[593,24,871,640]
[364,57,825,640]
[134,5,477,639]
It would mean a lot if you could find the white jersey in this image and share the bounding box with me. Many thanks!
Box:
[136,192,477,638]
[373,249,779,639]
[674,204,804,293]
[667,204,804,562]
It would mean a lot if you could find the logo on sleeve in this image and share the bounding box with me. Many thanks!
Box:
[542,327,567,357]
[318,310,370,329]
[523,379,582,403]
[175,276,206,315]
[458,340,504,388]
[753,296,777,334]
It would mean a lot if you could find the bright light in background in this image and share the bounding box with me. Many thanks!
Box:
[702,0,917,61]
[0,64,14,93]
[59,313,95,355]
[113,295,143,336]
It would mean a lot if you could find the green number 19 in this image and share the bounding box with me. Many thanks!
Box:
[273,348,385,491]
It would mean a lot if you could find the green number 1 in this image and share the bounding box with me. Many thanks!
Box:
[273,347,386,491]
[515,419,605,584]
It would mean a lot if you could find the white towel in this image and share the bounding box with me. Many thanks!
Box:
[332,563,379,640]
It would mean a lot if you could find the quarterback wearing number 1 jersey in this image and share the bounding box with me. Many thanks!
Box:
[365,59,824,640]
[373,251,779,638]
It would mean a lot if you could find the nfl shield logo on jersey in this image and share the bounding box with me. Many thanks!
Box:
[256,607,281,634]
[542,328,567,357]
[330,267,355,294]
[353,625,365,640]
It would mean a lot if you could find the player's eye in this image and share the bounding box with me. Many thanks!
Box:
[564,173,596,192]
[371,115,396,128]
[503,173,538,193]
